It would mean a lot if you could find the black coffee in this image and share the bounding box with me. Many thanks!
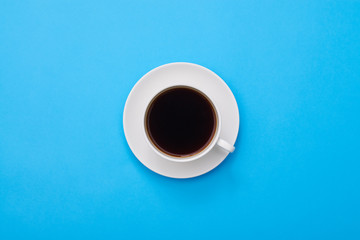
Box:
[145,86,216,157]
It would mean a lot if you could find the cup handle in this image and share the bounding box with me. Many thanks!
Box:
[216,138,235,153]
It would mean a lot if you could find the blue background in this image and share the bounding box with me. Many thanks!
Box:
[1,0,360,239]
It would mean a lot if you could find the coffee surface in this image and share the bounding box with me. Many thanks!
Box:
[145,87,216,157]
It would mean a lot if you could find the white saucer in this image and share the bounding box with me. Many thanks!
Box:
[123,62,240,179]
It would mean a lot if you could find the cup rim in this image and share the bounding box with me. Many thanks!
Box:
[143,85,221,163]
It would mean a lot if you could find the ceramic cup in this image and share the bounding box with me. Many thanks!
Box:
[143,85,235,163]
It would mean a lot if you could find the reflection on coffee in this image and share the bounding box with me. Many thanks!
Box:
[145,86,217,158]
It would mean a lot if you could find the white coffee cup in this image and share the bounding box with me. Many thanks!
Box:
[143,85,235,163]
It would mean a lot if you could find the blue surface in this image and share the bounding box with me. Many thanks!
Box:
[1,0,360,239]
